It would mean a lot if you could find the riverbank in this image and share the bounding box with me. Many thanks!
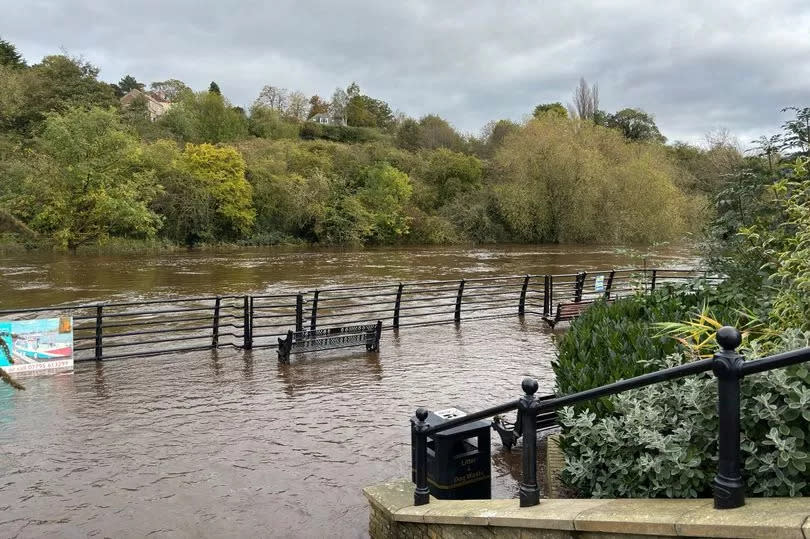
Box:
[0,234,691,257]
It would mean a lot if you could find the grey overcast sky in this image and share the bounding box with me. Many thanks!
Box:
[3,0,809,144]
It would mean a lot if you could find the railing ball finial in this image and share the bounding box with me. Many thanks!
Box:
[716,326,742,351]
[521,377,539,396]
[415,407,429,422]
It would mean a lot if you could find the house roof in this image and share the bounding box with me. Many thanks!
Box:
[120,88,171,105]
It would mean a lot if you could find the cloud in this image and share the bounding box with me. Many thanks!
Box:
[3,0,809,143]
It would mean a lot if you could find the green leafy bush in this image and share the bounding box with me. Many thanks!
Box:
[560,338,810,498]
[553,288,707,416]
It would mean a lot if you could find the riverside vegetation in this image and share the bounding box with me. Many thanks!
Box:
[554,107,810,499]
[0,38,740,251]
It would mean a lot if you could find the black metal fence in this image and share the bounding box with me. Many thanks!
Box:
[410,327,810,510]
[0,267,714,362]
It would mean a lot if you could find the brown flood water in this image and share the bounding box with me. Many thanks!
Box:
[0,244,695,538]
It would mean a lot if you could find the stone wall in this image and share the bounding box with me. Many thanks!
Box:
[364,479,810,539]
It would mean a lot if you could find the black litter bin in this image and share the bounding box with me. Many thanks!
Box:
[411,407,491,500]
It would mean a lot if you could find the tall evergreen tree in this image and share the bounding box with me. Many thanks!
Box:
[209,81,221,95]
[118,74,144,93]
[0,37,26,68]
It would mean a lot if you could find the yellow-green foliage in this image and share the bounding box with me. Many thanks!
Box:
[146,140,255,243]
[179,143,255,235]
[491,116,695,243]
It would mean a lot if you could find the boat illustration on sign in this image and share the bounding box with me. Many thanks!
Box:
[0,317,74,374]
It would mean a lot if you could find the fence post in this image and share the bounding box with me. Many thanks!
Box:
[411,408,430,506]
[393,283,404,329]
[543,275,551,317]
[518,275,530,315]
[518,377,541,507]
[574,272,586,303]
[711,326,745,509]
[212,296,221,347]
[243,296,252,350]
[454,279,465,323]
[296,294,304,332]
[94,305,103,361]
[650,270,658,292]
[310,290,319,331]
[604,270,615,300]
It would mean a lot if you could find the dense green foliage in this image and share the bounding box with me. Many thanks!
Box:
[9,107,161,250]
[0,40,747,250]
[555,107,810,499]
[561,339,810,498]
[490,116,698,243]
[553,290,706,416]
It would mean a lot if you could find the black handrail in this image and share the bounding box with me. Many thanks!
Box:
[410,326,810,509]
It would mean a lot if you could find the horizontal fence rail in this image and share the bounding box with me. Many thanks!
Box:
[0,267,716,363]
[410,327,810,510]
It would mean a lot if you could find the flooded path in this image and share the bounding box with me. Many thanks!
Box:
[0,244,695,537]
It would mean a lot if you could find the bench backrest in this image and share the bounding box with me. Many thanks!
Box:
[278,320,382,363]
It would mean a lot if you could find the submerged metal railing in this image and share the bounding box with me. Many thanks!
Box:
[410,327,810,509]
[0,267,715,362]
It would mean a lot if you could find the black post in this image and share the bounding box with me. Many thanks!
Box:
[212,296,221,347]
[310,290,319,331]
[454,279,465,323]
[518,377,541,507]
[518,275,530,315]
[393,283,404,329]
[94,305,103,361]
[249,296,255,348]
[651,270,658,292]
[243,296,252,350]
[295,294,304,332]
[574,272,586,303]
[711,326,745,509]
[604,270,615,300]
[543,275,551,317]
[411,407,430,506]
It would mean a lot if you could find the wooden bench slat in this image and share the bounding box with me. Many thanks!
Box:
[542,299,613,328]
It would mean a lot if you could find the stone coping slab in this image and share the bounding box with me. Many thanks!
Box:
[364,479,810,538]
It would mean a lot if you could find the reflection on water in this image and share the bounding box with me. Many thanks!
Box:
[0,245,695,537]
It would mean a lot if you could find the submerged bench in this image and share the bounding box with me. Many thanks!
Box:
[277,321,383,363]
[491,394,558,450]
[542,299,613,328]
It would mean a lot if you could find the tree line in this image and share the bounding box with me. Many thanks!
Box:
[0,38,766,251]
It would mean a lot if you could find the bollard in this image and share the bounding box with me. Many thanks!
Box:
[711,326,745,509]
[412,408,430,506]
[518,377,541,507]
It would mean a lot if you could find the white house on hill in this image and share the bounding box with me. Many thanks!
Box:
[310,113,347,126]
[120,89,173,121]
